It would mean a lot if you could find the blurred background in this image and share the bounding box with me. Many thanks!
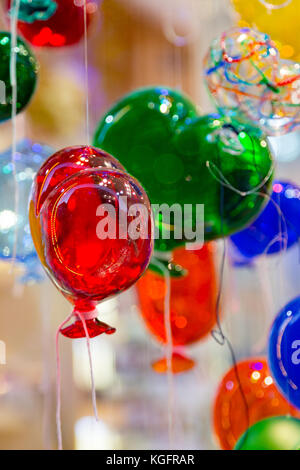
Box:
[0,0,300,450]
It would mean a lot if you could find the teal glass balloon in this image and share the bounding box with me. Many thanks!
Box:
[8,0,57,23]
[235,417,300,450]
[0,32,38,122]
[93,87,273,250]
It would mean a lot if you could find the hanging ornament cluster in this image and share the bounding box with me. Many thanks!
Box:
[93,87,274,250]
[231,0,300,61]
[6,0,97,47]
[204,27,300,136]
[0,31,38,122]
[137,244,217,373]
[0,138,53,282]
[230,179,300,260]
[29,145,153,338]
[213,358,300,450]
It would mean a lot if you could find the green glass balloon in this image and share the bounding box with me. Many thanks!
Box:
[235,417,300,450]
[93,87,273,251]
[0,32,38,122]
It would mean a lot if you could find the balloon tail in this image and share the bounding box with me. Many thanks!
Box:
[60,309,116,339]
[152,351,195,374]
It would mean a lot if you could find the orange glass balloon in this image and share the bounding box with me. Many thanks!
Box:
[213,358,300,450]
[136,245,217,373]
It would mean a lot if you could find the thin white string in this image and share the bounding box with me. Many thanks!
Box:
[83,0,90,145]
[149,257,174,448]
[10,0,21,270]
[206,157,290,262]
[41,280,53,450]
[259,0,292,10]
[55,312,74,451]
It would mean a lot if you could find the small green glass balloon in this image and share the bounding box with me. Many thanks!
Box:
[0,32,38,122]
[235,417,300,450]
[93,87,273,250]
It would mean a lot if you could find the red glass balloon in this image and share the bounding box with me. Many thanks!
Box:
[30,146,153,338]
[6,0,96,47]
[136,244,217,373]
[213,358,300,450]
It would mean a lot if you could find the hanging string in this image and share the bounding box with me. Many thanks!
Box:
[76,310,99,422]
[41,280,54,450]
[149,256,175,448]
[55,309,100,450]
[10,0,21,270]
[207,131,293,439]
[209,145,251,435]
[83,0,90,145]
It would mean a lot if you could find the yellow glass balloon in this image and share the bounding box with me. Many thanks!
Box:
[231,0,300,60]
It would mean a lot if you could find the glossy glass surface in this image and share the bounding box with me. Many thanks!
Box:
[30,145,124,217]
[268,296,300,410]
[94,88,273,246]
[30,146,153,338]
[235,416,300,450]
[204,27,300,136]
[137,244,217,372]
[231,0,300,61]
[0,32,38,122]
[6,0,95,47]
[230,180,300,258]
[214,358,300,450]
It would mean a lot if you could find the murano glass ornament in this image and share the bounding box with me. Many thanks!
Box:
[93,87,274,247]
[8,0,57,23]
[137,244,217,373]
[214,358,300,450]
[29,146,153,338]
[231,0,300,61]
[204,27,300,136]
[230,180,300,259]
[0,31,38,122]
[235,416,300,450]
[0,138,53,283]
[268,296,300,410]
[94,86,198,253]
[6,0,96,47]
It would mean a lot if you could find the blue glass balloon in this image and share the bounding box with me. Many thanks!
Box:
[268,297,300,410]
[0,138,53,282]
[230,180,300,259]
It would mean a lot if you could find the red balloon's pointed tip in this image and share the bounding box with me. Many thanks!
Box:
[152,352,195,374]
[60,318,116,339]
